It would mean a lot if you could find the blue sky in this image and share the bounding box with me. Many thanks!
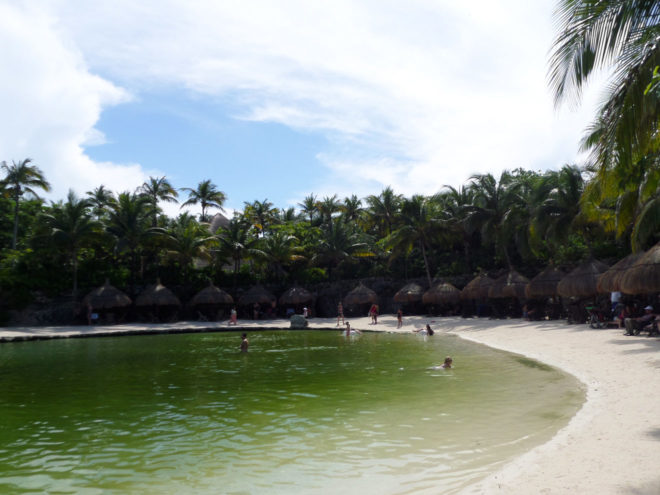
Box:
[85,91,328,210]
[0,0,603,218]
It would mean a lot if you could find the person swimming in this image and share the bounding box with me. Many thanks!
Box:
[413,324,434,336]
[428,356,453,370]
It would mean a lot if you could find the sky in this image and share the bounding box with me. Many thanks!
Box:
[0,0,604,218]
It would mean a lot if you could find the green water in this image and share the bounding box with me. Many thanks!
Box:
[0,330,584,494]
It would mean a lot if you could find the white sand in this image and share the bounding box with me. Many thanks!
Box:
[2,315,659,494]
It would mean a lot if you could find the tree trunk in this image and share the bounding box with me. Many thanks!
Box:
[11,193,19,250]
[420,241,432,288]
[72,250,78,301]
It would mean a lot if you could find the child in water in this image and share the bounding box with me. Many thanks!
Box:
[240,333,249,353]
[345,322,361,336]
[428,356,453,370]
[413,324,434,336]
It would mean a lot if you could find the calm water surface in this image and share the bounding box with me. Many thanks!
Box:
[0,330,584,494]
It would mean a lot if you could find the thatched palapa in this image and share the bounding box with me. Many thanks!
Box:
[136,280,180,307]
[597,252,644,293]
[279,287,313,306]
[343,283,378,306]
[526,266,565,299]
[83,280,131,309]
[489,270,529,299]
[209,213,231,233]
[460,274,494,300]
[423,282,460,305]
[557,259,609,298]
[393,282,424,303]
[191,282,233,306]
[619,243,660,294]
[238,285,276,306]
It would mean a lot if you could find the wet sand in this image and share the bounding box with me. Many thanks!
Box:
[2,315,659,494]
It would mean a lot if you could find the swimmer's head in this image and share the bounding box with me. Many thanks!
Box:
[444,356,453,365]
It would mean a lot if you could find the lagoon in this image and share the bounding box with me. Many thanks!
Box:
[0,330,583,494]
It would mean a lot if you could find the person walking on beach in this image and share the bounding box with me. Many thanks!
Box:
[240,333,249,353]
[337,302,344,326]
[229,307,238,325]
[396,308,403,328]
[369,304,379,324]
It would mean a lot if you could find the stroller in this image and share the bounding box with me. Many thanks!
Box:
[586,305,609,329]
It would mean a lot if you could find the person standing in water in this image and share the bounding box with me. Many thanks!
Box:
[240,333,249,353]
[337,301,345,326]
[345,322,361,336]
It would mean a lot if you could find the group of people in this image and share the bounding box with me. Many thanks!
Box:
[623,305,658,336]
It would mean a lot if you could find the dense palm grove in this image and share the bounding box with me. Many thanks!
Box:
[0,159,654,321]
[2,0,660,322]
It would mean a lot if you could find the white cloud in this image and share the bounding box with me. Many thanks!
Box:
[0,1,148,201]
[3,0,605,206]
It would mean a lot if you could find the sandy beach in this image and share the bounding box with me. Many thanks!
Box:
[1,315,659,494]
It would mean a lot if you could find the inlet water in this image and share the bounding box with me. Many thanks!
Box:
[0,330,584,494]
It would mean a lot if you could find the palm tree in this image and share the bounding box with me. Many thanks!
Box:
[139,176,178,227]
[215,217,259,287]
[86,185,116,220]
[243,199,278,236]
[466,171,529,267]
[157,213,214,283]
[276,207,298,223]
[317,195,342,227]
[42,190,99,299]
[312,220,372,279]
[581,155,660,251]
[341,194,364,223]
[180,180,226,222]
[438,185,475,270]
[253,230,304,281]
[106,192,152,288]
[366,186,402,237]
[1,158,51,249]
[548,1,660,188]
[298,193,319,224]
[384,195,444,287]
[531,165,587,254]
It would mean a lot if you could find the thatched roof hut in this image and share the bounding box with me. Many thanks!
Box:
[343,283,378,306]
[597,252,645,294]
[423,282,460,305]
[136,280,180,307]
[279,287,313,306]
[209,213,231,233]
[557,259,609,298]
[489,270,529,299]
[238,285,276,306]
[83,280,132,309]
[460,274,494,300]
[393,282,425,303]
[526,266,565,299]
[620,243,660,294]
[190,282,233,306]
